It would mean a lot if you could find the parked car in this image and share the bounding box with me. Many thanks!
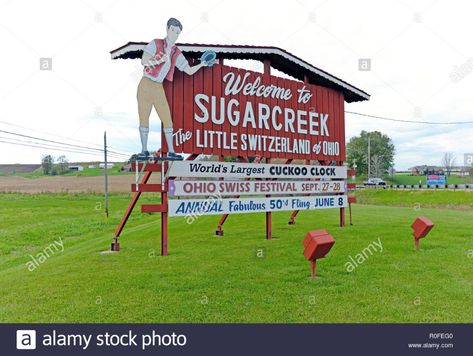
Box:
[363,177,386,186]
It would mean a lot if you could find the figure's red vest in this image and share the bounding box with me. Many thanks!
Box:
[144,38,181,82]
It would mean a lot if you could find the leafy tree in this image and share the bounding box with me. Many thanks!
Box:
[41,154,54,175]
[346,131,395,176]
[57,155,68,174]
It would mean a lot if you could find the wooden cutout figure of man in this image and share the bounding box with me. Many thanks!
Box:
[137,17,212,159]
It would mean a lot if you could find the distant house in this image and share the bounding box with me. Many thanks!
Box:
[88,164,96,169]
[409,165,471,176]
[408,165,443,176]
[99,163,115,169]
[68,165,84,172]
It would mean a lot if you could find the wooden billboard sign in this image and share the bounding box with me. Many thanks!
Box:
[167,161,347,179]
[110,38,369,255]
[164,65,346,161]
[168,179,346,197]
[169,195,348,217]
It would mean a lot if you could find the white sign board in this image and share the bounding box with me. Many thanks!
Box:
[169,179,346,196]
[168,195,347,217]
[168,161,347,179]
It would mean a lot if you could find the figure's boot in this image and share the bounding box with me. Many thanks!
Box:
[137,127,150,159]
[163,127,183,160]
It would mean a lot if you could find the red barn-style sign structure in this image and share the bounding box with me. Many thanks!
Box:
[110,42,369,255]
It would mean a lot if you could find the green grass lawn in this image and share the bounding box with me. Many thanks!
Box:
[356,189,473,209]
[388,174,472,185]
[0,191,472,323]
[353,174,472,185]
[62,167,131,177]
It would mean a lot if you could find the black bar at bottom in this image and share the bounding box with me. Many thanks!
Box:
[5,324,469,355]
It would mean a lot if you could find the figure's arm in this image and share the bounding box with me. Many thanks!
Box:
[182,62,205,75]
[182,59,219,75]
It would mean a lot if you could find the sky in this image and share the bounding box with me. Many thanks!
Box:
[0,0,472,169]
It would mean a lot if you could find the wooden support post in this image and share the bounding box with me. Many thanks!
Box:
[112,150,197,253]
[266,210,272,239]
[340,206,345,227]
[215,155,226,236]
[349,202,353,225]
[263,60,272,239]
[263,59,271,76]
[310,260,317,278]
[161,125,168,256]
[338,161,345,227]
[161,161,168,256]
[215,214,228,236]
[266,157,272,240]
[288,210,299,225]
[112,170,153,251]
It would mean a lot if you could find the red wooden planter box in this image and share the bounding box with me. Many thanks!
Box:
[302,229,328,248]
[303,231,335,260]
[411,216,434,239]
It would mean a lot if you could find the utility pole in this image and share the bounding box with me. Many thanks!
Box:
[367,134,371,178]
[104,131,109,218]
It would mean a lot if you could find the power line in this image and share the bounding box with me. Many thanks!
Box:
[0,139,127,160]
[346,111,473,125]
[0,140,127,160]
[0,129,130,157]
[0,138,127,160]
[0,120,128,154]
[0,136,101,155]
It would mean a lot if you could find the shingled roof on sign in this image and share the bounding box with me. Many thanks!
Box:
[110,42,370,103]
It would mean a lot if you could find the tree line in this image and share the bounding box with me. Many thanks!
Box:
[41,154,69,175]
